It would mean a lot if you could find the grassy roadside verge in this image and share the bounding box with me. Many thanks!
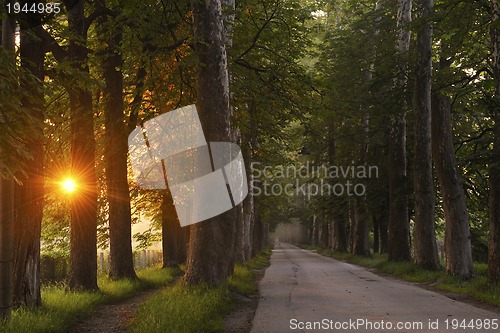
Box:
[129,248,272,333]
[0,266,180,333]
[299,245,500,307]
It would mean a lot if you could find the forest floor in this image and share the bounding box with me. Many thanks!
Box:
[66,262,268,333]
[66,288,160,333]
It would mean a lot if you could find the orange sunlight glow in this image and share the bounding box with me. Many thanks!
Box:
[61,178,77,193]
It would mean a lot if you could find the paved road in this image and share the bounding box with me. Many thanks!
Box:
[250,243,500,333]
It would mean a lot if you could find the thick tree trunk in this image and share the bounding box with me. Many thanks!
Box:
[242,183,254,260]
[67,1,98,290]
[252,206,264,255]
[233,198,245,263]
[320,222,329,248]
[352,84,371,257]
[352,197,370,256]
[412,0,441,270]
[488,0,500,283]
[332,209,348,252]
[348,200,355,253]
[432,91,473,279]
[234,178,254,261]
[13,13,46,307]
[0,14,16,320]
[373,213,380,253]
[327,123,348,252]
[161,189,186,267]
[311,216,319,246]
[184,0,236,286]
[388,0,412,262]
[379,206,388,253]
[100,10,136,280]
[0,180,14,320]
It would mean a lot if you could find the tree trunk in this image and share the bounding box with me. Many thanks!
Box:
[388,0,412,262]
[380,205,388,253]
[488,0,500,283]
[327,122,348,252]
[242,182,254,260]
[373,212,380,253]
[12,12,46,307]
[184,0,236,286]
[0,14,16,320]
[432,90,473,279]
[320,222,329,248]
[67,1,98,290]
[352,79,371,257]
[311,216,319,246]
[252,205,264,255]
[161,189,185,267]
[100,9,136,280]
[352,197,370,256]
[412,0,441,270]
[0,180,14,320]
[233,201,245,263]
[332,209,348,252]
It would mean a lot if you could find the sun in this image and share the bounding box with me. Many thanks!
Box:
[61,178,77,193]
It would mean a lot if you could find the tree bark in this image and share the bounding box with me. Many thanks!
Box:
[242,178,254,260]
[184,0,236,286]
[432,90,473,279]
[348,200,356,253]
[0,13,16,320]
[388,0,412,262]
[488,0,500,283]
[352,197,370,256]
[412,0,441,270]
[252,203,264,255]
[161,189,186,267]
[352,79,371,257]
[327,122,348,252]
[99,6,136,280]
[373,213,380,253]
[67,0,98,290]
[320,222,329,248]
[332,209,348,252]
[12,11,46,307]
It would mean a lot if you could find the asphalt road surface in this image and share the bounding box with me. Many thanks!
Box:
[250,243,500,333]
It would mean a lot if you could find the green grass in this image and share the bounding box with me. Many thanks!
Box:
[301,245,500,307]
[0,266,179,333]
[129,283,231,333]
[130,248,272,333]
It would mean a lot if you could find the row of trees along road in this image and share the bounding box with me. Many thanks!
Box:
[0,0,315,320]
[304,0,500,284]
[2,0,500,324]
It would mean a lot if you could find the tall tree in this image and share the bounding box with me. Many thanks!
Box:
[12,19,45,308]
[184,0,236,285]
[432,57,474,279]
[66,0,98,290]
[387,0,412,262]
[488,0,500,283]
[412,0,441,270]
[98,2,136,280]
[0,11,16,320]
[352,69,371,257]
[161,189,187,267]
